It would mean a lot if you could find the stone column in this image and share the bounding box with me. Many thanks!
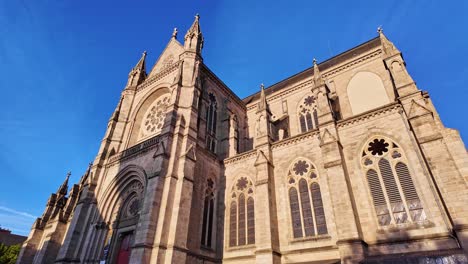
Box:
[313,62,366,261]
[253,147,281,264]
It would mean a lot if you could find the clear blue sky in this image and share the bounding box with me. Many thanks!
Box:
[1,1,467,236]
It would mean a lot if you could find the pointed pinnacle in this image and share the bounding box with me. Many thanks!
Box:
[195,13,200,20]
[260,83,265,90]
[172,27,178,38]
[313,58,317,66]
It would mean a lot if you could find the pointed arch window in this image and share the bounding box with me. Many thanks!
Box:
[229,177,255,247]
[298,96,319,133]
[201,178,215,248]
[287,159,328,238]
[206,93,218,153]
[361,137,426,227]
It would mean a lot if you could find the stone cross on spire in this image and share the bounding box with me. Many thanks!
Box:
[377,26,383,34]
[377,26,400,57]
[172,28,178,39]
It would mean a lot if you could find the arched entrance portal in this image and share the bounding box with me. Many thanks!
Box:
[107,180,144,264]
[116,232,134,264]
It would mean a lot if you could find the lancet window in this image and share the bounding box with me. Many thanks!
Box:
[229,177,255,247]
[361,137,426,226]
[298,95,319,133]
[201,178,216,248]
[206,93,217,153]
[287,159,327,238]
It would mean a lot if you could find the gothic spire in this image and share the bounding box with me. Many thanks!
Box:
[110,96,124,122]
[257,83,270,112]
[79,163,93,185]
[313,58,325,87]
[133,51,147,73]
[57,172,71,195]
[127,51,148,87]
[378,26,400,57]
[184,14,204,53]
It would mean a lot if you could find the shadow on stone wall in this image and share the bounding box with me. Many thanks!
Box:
[359,224,467,264]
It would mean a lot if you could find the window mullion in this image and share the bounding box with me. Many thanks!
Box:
[307,181,318,236]
[376,163,396,224]
[391,161,412,222]
[296,183,306,237]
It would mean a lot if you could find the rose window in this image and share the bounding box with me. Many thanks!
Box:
[139,95,170,140]
[236,177,248,191]
[367,138,389,156]
[293,160,309,176]
[304,96,316,106]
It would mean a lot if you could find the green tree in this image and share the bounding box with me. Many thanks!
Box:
[0,243,21,264]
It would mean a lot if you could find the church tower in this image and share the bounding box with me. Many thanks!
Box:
[17,19,468,264]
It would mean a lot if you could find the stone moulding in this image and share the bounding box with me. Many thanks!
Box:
[246,79,314,111]
[245,49,382,111]
[223,149,257,165]
[223,130,320,165]
[336,102,401,128]
[136,61,181,93]
[271,129,320,150]
[321,49,382,79]
[106,135,161,167]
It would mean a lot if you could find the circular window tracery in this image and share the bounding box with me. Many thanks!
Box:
[139,95,170,140]
[367,138,390,156]
[124,196,140,218]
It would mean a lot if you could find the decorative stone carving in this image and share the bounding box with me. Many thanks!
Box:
[139,94,170,140]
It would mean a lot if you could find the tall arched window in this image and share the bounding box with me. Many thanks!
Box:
[201,178,215,248]
[287,159,328,238]
[298,95,319,133]
[229,177,255,247]
[362,137,426,226]
[206,93,217,153]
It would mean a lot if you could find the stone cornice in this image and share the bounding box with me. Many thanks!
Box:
[322,49,382,79]
[223,149,257,165]
[336,102,401,128]
[106,135,161,167]
[246,79,314,111]
[136,61,181,93]
[271,129,320,150]
[245,49,382,111]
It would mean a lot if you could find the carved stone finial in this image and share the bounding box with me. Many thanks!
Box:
[195,13,200,20]
[313,58,317,66]
[66,171,71,178]
[377,26,383,34]
[260,83,264,90]
[172,27,178,38]
[143,51,147,56]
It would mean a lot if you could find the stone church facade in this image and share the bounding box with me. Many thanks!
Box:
[17,15,468,264]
